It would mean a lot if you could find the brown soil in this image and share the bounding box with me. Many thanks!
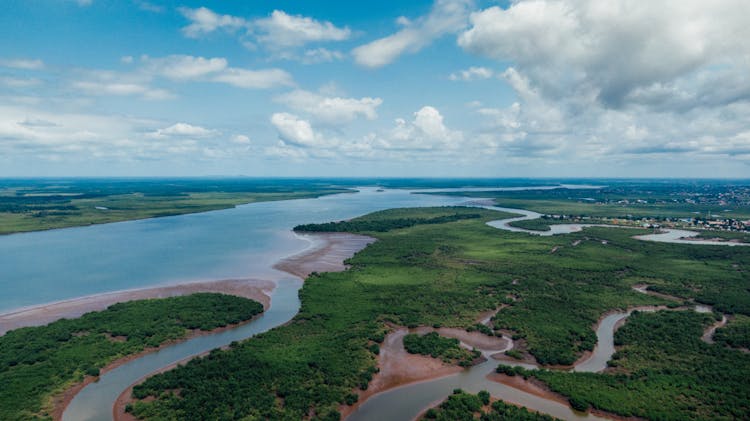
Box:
[339,327,465,419]
[273,232,375,279]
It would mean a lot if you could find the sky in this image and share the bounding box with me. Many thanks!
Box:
[1,0,749,178]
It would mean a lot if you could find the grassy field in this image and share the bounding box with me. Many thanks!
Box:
[0,179,350,235]
[0,293,263,421]
[125,206,750,420]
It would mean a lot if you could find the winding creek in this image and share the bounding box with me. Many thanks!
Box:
[0,186,741,421]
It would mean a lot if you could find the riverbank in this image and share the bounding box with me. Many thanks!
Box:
[52,310,265,421]
[0,279,274,336]
[107,232,377,421]
[341,316,511,419]
[273,232,376,279]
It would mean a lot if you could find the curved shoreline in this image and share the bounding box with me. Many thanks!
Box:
[51,312,265,421]
[109,232,375,421]
[273,232,376,279]
[0,278,275,337]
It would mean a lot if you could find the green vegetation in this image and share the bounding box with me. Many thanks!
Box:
[504,349,524,360]
[528,310,750,420]
[403,332,480,366]
[695,230,750,243]
[0,293,263,421]
[294,208,481,232]
[125,206,750,420]
[421,389,560,421]
[507,218,553,231]
[714,314,750,349]
[466,323,494,336]
[0,178,349,235]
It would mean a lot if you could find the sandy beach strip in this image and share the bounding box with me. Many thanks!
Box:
[0,278,275,336]
[273,232,376,279]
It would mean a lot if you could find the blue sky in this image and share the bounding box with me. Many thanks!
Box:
[1,0,749,177]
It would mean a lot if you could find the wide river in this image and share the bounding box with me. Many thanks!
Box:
[0,186,731,421]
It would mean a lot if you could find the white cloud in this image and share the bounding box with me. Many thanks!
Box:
[140,55,293,89]
[352,0,474,68]
[300,48,345,64]
[270,112,330,147]
[454,0,750,165]
[179,7,247,38]
[134,1,163,13]
[387,106,463,150]
[212,68,293,89]
[0,77,42,88]
[0,105,249,164]
[449,66,494,81]
[274,90,382,124]
[231,134,251,144]
[72,81,173,100]
[142,55,228,80]
[71,69,174,100]
[253,10,350,48]
[458,0,750,107]
[148,123,219,139]
[178,7,350,61]
[0,58,44,70]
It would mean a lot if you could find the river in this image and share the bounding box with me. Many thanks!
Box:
[0,185,735,421]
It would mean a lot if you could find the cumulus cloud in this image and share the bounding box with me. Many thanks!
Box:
[458,0,750,107]
[266,105,464,162]
[179,7,247,38]
[455,0,750,165]
[449,66,494,81]
[270,112,332,148]
[352,0,474,68]
[274,90,382,124]
[387,106,463,150]
[252,10,350,49]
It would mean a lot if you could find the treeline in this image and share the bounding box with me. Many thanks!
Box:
[0,293,263,421]
[403,332,480,367]
[422,389,560,421]
[294,213,481,233]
